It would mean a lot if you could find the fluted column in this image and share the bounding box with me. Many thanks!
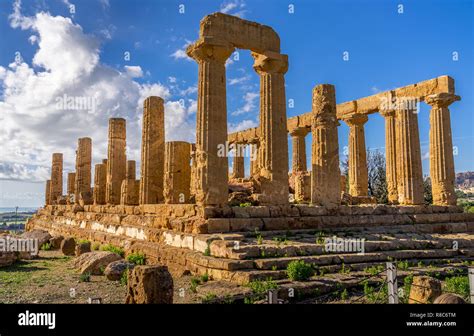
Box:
[106,118,127,205]
[395,104,424,205]
[425,93,460,205]
[380,109,398,204]
[343,114,368,197]
[289,127,309,173]
[252,51,289,204]
[164,141,191,204]
[50,153,63,204]
[310,84,341,207]
[74,137,92,204]
[231,142,245,179]
[93,163,107,205]
[67,172,76,197]
[249,139,260,177]
[139,96,165,204]
[187,40,234,206]
[45,180,51,205]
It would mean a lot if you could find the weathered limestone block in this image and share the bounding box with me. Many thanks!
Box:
[396,104,424,205]
[310,84,341,207]
[75,241,91,256]
[74,137,92,204]
[106,118,127,205]
[409,276,442,304]
[140,96,165,205]
[121,179,140,206]
[164,141,191,204]
[433,293,466,304]
[187,40,234,206]
[125,265,173,304]
[93,163,107,205]
[105,260,135,281]
[50,153,63,204]
[73,251,123,275]
[252,51,289,205]
[425,93,460,206]
[49,235,64,249]
[343,114,368,197]
[61,237,76,256]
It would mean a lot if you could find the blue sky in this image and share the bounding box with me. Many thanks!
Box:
[0,0,472,207]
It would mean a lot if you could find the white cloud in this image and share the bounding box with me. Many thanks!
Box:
[220,0,247,17]
[168,76,177,83]
[228,75,250,85]
[124,65,144,78]
[228,119,257,133]
[231,91,259,116]
[0,1,196,183]
[170,40,192,61]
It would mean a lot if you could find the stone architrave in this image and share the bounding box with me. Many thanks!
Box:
[106,118,127,205]
[139,97,165,205]
[310,84,341,207]
[425,93,460,206]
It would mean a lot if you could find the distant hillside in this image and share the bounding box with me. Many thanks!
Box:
[456,172,474,190]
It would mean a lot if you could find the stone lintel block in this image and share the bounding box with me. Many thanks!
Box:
[297,205,328,217]
[232,207,250,218]
[207,218,230,233]
[262,218,293,231]
[372,205,398,215]
[229,218,263,232]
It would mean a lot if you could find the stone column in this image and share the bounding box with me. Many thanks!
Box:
[252,51,289,204]
[289,127,309,173]
[425,93,460,205]
[249,140,260,177]
[190,143,197,199]
[380,109,398,203]
[126,160,136,180]
[67,172,76,196]
[50,153,63,204]
[93,163,107,205]
[106,118,127,205]
[187,40,234,206]
[139,96,165,205]
[45,180,51,205]
[231,143,245,179]
[164,141,191,204]
[74,137,92,204]
[395,103,424,205]
[343,114,369,197]
[310,84,341,207]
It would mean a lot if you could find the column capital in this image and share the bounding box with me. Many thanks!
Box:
[425,93,461,108]
[342,113,369,126]
[252,51,288,75]
[289,126,310,137]
[186,38,235,64]
[379,108,396,118]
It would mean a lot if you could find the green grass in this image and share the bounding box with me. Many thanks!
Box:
[286,260,314,281]
[126,252,146,265]
[443,275,470,301]
[100,244,125,257]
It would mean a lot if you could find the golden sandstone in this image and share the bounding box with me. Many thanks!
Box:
[29,13,473,282]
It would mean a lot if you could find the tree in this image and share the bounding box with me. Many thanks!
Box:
[367,150,388,204]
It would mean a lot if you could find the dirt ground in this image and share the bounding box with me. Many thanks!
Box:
[0,250,248,304]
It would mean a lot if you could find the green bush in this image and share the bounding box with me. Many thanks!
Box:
[40,243,52,251]
[286,260,314,281]
[91,242,100,251]
[100,244,125,257]
[120,271,128,286]
[444,276,470,300]
[80,272,91,282]
[127,252,146,265]
[76,239,90,245]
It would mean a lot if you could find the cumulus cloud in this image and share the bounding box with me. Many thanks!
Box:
[170,40,192,61]
[228,119,257,133]
[220,0,247,18]
[0,0,196,183]
[231,91,259,116]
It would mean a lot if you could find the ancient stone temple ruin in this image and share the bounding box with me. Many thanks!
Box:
[28,13,474,284]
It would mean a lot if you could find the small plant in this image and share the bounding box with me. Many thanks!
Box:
[203,244,211,256]
[127,252,146,265]
[239,202,252,207]
[77,239,90,245]
[40,243,52,251]
[340,288,348,301]
[417,261,424,268]
[444,276,470,300]
[364,265,384,276]
[339,263,351,274]
[80,272,91,282]
[202,292,217,303]
[315,231,325,245]
[397,260,410,271]
[100,244,125,257]
[286,260,314,281]
[120,271,128,286]
[401,274,414,304]
[247,278,278,299]
[190,277,201,293]
[92,242,100,251]
[256,234,263,245]
[271,265,278,271]
[200,273,209,283]
[99,265,105,275]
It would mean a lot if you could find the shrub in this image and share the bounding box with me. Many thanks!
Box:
[127,252,146,265]
[91,242,100,251]
[444,276,470,300]
[247,278,278,297]
[76,239,90,245]
[80,272,91,282]
[239,202,252,207]
[100,244,125,257]
[40,243,52,251]
[286,260,314,281]
[120,271,128,286]
[203,244,211,256]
